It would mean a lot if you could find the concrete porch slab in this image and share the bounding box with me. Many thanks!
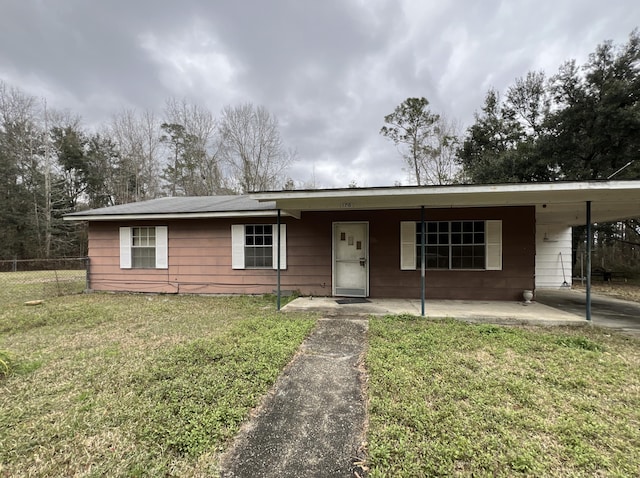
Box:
[282,297,586,326]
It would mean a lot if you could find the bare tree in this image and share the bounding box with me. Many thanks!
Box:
[110,109,162,203]
[219,103,295,193]
[0,81,47,257]
[421,115,461,185]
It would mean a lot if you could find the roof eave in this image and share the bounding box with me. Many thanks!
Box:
[250,180,640,212]
[64,210,286,221]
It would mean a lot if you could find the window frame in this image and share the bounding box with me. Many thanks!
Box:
[419,220,486,270]
[119,226,168,269]
[244,224,274,269]
[400,220,502,271]
[231,224,287,270]
[132,226,157,268]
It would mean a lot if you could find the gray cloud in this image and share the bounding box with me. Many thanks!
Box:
[0,0,637,187]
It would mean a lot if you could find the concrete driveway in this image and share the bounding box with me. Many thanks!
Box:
[535,288,640,337]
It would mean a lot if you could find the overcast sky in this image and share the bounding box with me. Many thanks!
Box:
[0,0,638,188]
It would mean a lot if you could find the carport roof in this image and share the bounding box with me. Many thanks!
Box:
[251,180,640,226]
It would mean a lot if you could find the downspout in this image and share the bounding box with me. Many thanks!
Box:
[421,205,426,317]
[277,209,281,311]
[586,201,592,321]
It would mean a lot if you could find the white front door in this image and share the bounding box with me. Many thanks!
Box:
[333,222,369,297]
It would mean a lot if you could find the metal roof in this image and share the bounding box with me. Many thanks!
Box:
[64,195,278,221]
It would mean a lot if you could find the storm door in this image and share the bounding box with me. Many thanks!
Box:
[333,222,369,297]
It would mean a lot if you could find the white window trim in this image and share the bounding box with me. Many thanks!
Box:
[232,224,287,270]
[119,226,168,269]
[400,220,502,271]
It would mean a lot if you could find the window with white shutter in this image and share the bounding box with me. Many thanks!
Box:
[400,220,502,271]
[119,226,168,269]
[232,224,287,270]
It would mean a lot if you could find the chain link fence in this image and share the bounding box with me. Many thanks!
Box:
[0,258,88,306]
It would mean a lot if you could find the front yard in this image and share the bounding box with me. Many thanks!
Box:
[0,294,316,477]
[366,315,640,477]
[2,294,639,477]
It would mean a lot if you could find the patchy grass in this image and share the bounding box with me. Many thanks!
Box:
[366,316,640,477]
[0,269,86,306]
[0,293,316,477]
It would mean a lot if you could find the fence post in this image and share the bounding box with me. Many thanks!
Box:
[85,257,90,291]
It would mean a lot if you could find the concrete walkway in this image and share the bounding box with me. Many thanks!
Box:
[219,318,367,478]
[219,292,639,476]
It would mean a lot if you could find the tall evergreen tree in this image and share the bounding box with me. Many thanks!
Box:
[458,30,640,184]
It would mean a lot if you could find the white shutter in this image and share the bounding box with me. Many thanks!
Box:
[231,225,245,269]
[119,227,132,269]
[155,226,168,269]
[400,221,417,270]
[486,220,503,270]
[272,224,287,270]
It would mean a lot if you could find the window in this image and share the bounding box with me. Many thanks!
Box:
[132,227,156,268]
[232,224,287,270]
[417,220,485,269]
[420,221,452,269]
[401,220,502,271]
[245,225,273,268]
[119,226,168,269]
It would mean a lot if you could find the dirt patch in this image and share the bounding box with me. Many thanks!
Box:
[573,281,640,303]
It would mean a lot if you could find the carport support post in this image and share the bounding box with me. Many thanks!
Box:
[421,206,426,317]
[586,201,592,321]
[277,209,281,311]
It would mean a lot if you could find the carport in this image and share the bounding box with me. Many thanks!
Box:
[252,180,640,320]
[536,289,640,336]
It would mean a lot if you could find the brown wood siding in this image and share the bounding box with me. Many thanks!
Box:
[87,205,534,300]
[88,218,297,295]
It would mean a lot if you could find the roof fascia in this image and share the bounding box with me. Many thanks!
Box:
[64,210,286,222]
[250,180,640,202]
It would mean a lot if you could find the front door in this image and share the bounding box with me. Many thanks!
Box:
[333,222,369,297]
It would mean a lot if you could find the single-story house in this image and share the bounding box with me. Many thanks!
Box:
[65,181,640,303]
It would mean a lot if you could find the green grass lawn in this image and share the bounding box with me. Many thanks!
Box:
[0,270,86,306]
[4,293,640,477]
[0,293,316,477]
[366,315,640,477]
